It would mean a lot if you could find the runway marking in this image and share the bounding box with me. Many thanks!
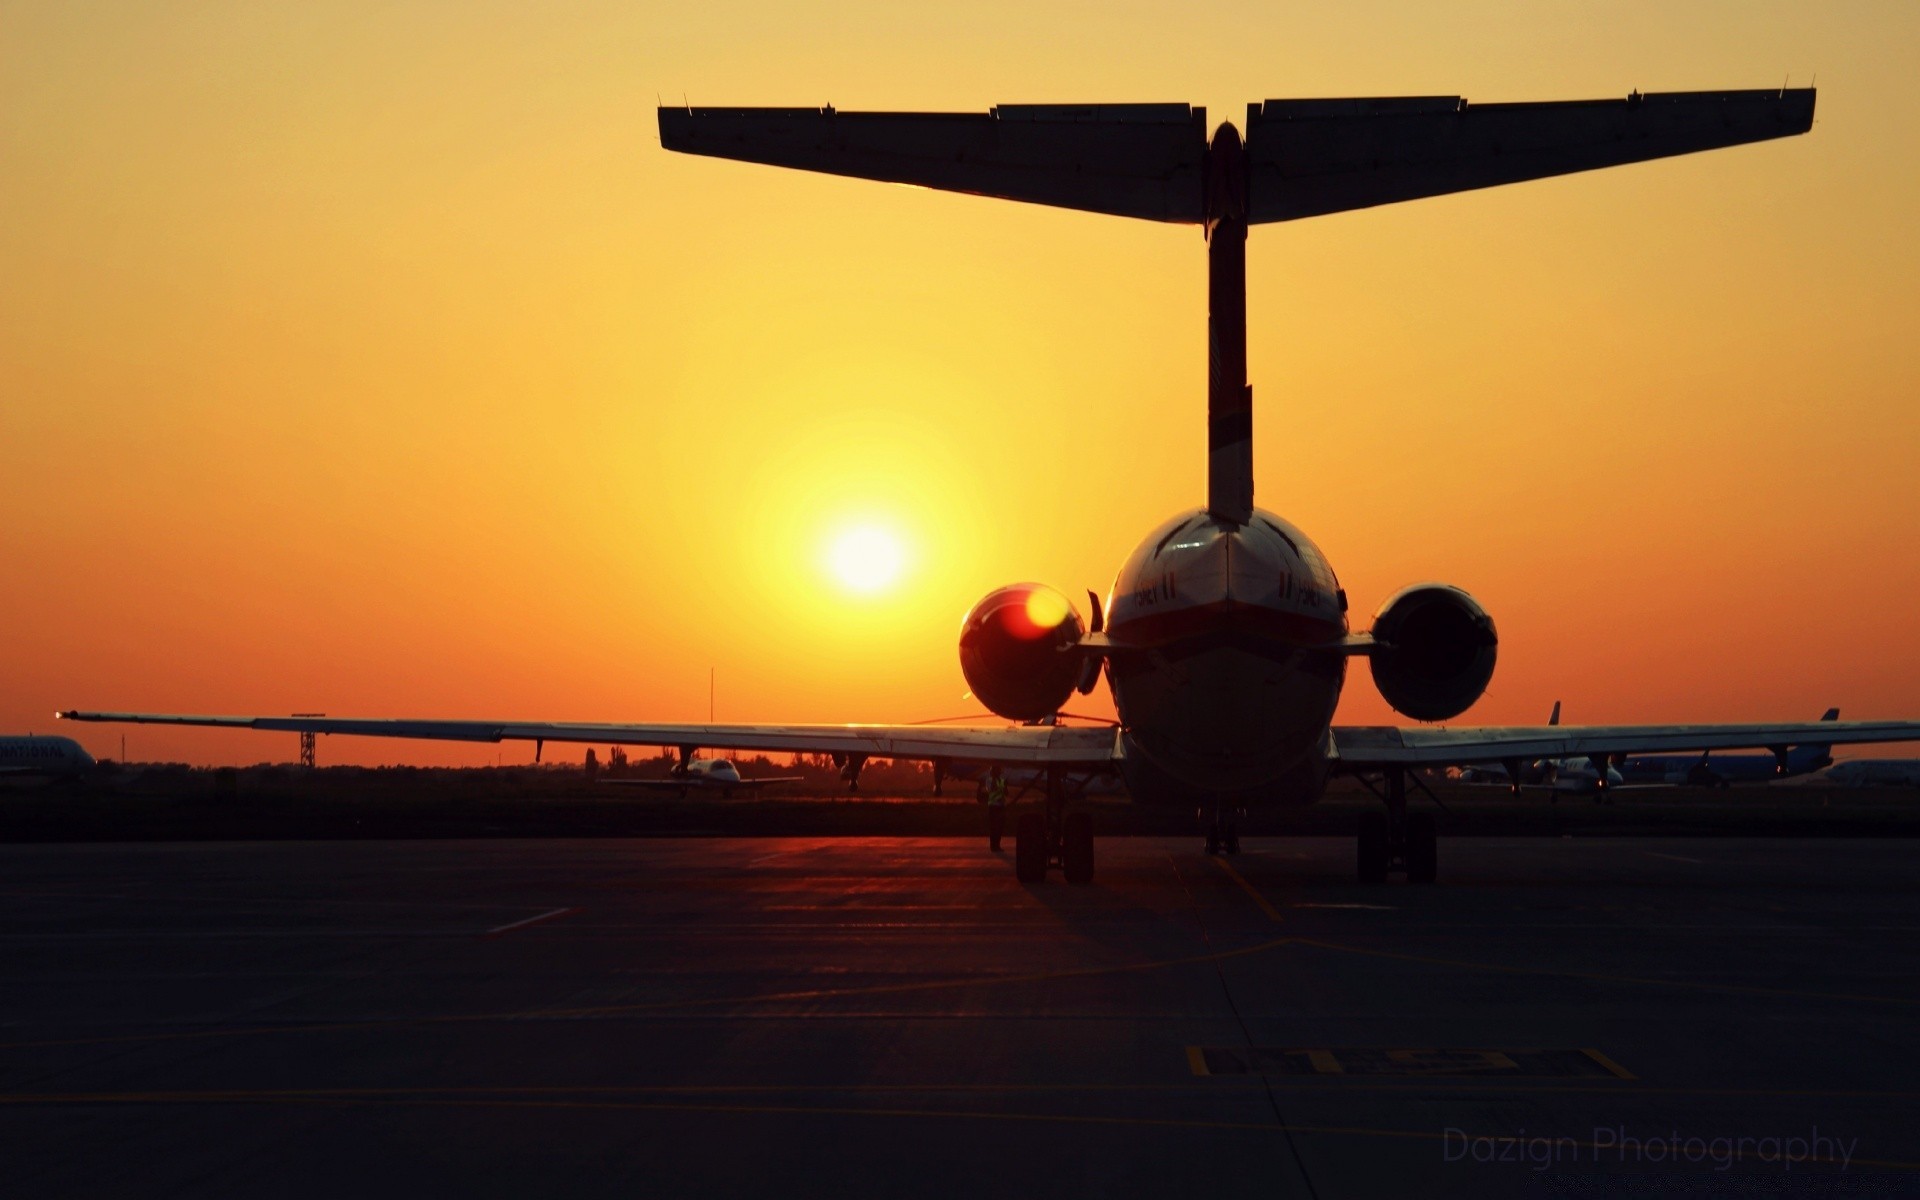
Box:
[484,908,577,938]
[1186,1045,1210,1077]
[1209,857,1283,923]
[1644,851,1704,864]
[0,1089,1906,1170]
[1580,1048,1638,1080]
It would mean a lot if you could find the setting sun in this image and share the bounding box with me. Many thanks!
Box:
[826,525,906,595]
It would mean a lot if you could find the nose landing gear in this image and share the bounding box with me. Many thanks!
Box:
[1354,766,1440,883]
[1201,807,1242,856]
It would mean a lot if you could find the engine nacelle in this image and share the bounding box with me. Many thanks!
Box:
[958,583,1086,722]
[1368,583,1498,722]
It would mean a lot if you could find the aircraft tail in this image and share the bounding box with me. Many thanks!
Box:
[1548,700,1561,727]
[659,89,1814,530]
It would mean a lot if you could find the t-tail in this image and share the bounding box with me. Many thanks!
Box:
[658,90,1814,526]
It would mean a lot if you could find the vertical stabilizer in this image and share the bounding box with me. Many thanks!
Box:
[1206,124,1253,525]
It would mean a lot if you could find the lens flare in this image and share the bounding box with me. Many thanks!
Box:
[1023,586,1071,632]
[826,525,905,595]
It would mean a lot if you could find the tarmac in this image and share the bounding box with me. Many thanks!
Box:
[4,836,1918,1197]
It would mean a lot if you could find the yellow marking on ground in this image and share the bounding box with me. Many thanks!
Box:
[1581,1048,1638,1080]
[1,1089,1908,1170]
[1210,857,1283,923]
[1186,1046,1209,1077]
[1304,1050,1345,1075]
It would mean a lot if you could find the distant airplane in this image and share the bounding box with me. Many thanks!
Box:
[64,84,1920,886]
[0,736,95,780]
[1620,709,1841,786]
[603,757,801,797]
[1821,760,1920,788]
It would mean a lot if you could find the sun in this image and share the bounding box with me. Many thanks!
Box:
[826,524,906,595]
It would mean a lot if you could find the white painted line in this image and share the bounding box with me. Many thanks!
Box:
[485,907,578,937]
[1644,852,1704,865]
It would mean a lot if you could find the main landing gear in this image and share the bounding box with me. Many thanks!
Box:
[1015,768,1094,885]
[1353,766,1439,884]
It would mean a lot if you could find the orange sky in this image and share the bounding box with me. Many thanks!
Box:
[5,2,1918,766]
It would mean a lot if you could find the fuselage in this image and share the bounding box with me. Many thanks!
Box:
[0,736,95,779]
[1103,507,1348,806]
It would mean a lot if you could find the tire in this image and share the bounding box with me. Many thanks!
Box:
[1405,811,1438,884]
[1062,812,1094,884]
[1015,813,1048,883]
[1357,811,1390,884]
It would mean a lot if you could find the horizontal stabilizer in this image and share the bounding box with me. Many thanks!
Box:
[659,104,1207,222]
[1245,88,1816,223]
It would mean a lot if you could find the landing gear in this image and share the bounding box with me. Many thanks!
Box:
[1014,813,1047,883]
[1357,810,1390,883]
[1201,808,1241,856]
[1014,768,1095,885]
[1354,767,1441,883]
[1062,812,1094,884]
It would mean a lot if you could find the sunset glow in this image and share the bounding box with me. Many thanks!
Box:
[826,525,906,595]
[4,5,1918,765]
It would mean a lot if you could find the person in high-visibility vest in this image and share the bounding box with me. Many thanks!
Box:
[980,765,1009,851]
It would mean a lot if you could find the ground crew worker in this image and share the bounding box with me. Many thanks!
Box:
[981,764,1009,851]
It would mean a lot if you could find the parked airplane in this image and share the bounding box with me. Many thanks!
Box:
[0,736,95,780]
[1620,709,1841,786]
[1465,705,1839,792]
[63,85,1920,885]
[1821,760,1920,788]
[604,757,802,797]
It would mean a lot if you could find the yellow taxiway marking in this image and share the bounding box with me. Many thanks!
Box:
[1210,857,1283,923]
[1581,1048,1638,1080]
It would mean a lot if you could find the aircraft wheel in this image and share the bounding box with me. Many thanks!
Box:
[1357,811,1390,884]
[1062,812,1094,885]
[1014,814,1048,883]
[1204,832,1220,856]
[1225,823,1241,856]
[1405,811,1438,884]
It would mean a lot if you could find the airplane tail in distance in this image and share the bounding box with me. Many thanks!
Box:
[1548,700,1561,727]
[1821,707,1840,722]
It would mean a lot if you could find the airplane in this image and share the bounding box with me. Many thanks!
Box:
[1819,760,1920,788]
[61,85,1920,887]
[1461,705,1840,793]
[0,736,96,781]
[1455,701,1561,787]
[1620,709,1840,786]
[603,757,803,797]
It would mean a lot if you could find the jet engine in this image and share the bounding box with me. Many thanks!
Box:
[1367,583,1498,722]
[958,583,1087,722]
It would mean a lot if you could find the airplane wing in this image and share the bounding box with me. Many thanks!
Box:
[54,712,1119,767]
[1332,720,1920,769]
[658,89,1813,226]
